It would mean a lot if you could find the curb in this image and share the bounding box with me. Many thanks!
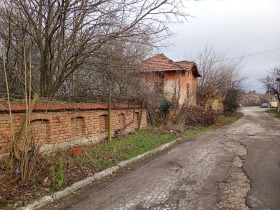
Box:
[20,139,179,210]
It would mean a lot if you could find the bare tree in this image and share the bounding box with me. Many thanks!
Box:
[260,66,280,111]
[0,0,185,99]
[56,37,152,102]
[196,46,245,111]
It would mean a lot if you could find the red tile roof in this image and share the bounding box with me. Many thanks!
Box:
[139,54,183,72]
[0,103,140,113]
[139,54,201,77]
[175,61,195,71]
[176,61,201,77]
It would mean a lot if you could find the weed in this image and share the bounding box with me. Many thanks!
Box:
[185,112,241,138]
[50,158,65,190]
[266,110,280,118]
[185,126,215,138]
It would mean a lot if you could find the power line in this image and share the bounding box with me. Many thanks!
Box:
[221,47,280,62]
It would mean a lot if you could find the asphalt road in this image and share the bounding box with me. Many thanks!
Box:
[45,107,280,210]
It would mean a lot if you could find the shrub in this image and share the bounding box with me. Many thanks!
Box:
[174,106,220,126]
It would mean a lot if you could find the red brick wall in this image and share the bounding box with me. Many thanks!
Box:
[0,104,147,156]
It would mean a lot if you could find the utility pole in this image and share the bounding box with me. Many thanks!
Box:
[276,78,280,112]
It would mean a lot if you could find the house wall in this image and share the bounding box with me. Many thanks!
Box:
[0,105,147,156]
[177,71,198,106]
[140,71,198,106]
[163,73,180,101]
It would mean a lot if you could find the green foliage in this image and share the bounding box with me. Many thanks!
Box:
[50,158,65,190]
[159,99,173,114]
[224,88,240,112]
[150,99,174,126]
[67,130,177,171]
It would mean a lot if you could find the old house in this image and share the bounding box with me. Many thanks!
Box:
[138,54,201,106]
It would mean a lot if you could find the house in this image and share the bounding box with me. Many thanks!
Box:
[138,54,201,106]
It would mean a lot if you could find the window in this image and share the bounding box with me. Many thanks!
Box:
[154,82,163,95]
[186,83,190,98]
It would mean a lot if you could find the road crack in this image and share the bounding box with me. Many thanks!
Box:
[216,141,251,210]
[238,141,253,209]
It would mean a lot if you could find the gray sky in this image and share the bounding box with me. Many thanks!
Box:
[161,0,280,93]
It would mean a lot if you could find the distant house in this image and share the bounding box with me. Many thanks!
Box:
[138,54,201,106]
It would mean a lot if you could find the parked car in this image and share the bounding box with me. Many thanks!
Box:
[260,103,269,108]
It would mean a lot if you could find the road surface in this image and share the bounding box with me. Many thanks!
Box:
[45,107,280,210]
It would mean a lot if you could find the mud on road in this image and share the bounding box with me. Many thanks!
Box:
[45,107,280,210]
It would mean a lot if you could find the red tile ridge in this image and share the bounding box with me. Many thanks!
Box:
[0,103,140,113]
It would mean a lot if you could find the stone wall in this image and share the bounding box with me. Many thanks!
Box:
[0,103,146,156]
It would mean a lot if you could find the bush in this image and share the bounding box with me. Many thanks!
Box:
[147,99,173,126]
[158,99,173,114]
[175,106,220,126]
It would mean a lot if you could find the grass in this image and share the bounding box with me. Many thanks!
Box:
[184,112,241,138]
[266,109,280,118]
[66,130,177,171]
[185,126,215,138]
[221,113,241,124]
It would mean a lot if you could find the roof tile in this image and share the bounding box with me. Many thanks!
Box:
[139,54,201,77]
[0,103,139,113]
[139,54,183,72]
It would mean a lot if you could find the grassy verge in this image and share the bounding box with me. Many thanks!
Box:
[266,110,280,118]
[220,112,242,124]
[185,126,215,138]
[66,130,178,171]
[184,112,241,138]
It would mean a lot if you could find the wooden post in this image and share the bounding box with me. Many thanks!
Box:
[137,101,143,131]
[108,90,112,142]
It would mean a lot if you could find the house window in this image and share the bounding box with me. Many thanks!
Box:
[154,82,163,95]
[186,83,190,98]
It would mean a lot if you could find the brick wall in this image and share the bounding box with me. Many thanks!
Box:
[0,103,147,156]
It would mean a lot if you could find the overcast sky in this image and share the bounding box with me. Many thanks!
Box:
[161,0,280,93]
